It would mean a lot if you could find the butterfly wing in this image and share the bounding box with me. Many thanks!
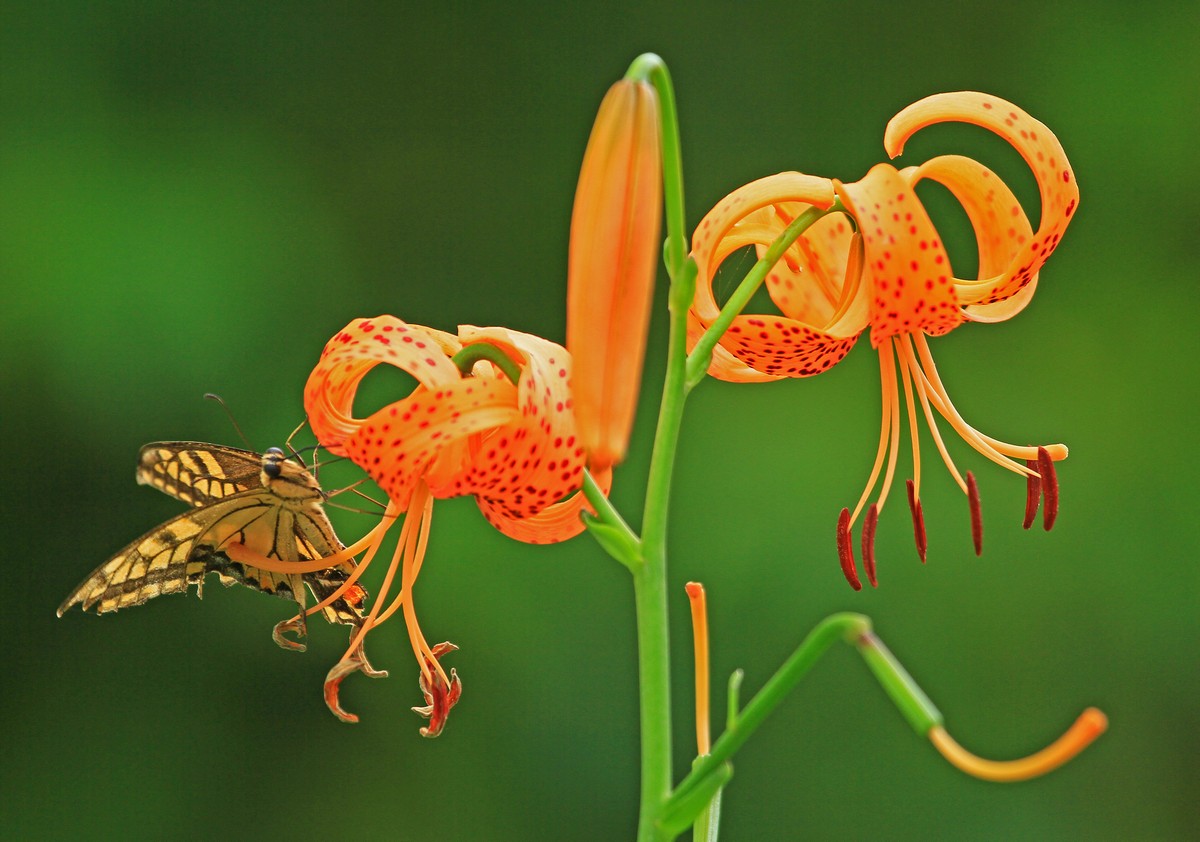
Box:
[290,505,368,629]
[58,490,313,616]
[136,442,265,507]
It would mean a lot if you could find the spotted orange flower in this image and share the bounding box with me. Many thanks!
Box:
[567,78,662,470]
[286,316,611,731]
[688,93,1077,589]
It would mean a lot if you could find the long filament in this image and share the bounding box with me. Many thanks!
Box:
[877,341,902,513]
[895,337,923,499]
[914,335,1062,468]
[898,336,967,493]
[850,343,898,525]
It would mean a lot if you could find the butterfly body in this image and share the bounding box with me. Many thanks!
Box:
[58,443,367,645]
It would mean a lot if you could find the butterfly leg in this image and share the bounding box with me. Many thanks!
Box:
[271,573,310,652]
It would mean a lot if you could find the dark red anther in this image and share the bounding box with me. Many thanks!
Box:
[1023,458,1042,529]
[1037,446,1059,531]
[837,507,862,591]
[966,471,983,556]
[906,479,927,563]
[861,504,879,588]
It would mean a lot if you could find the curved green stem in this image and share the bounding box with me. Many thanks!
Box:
[667,614,872,811]
[626,53,687,278]
[451,342,522,383]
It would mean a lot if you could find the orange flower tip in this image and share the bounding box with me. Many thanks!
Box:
[685,581,705,601]
[1077,706,1109,738]
[861,504,879,588]
[930,707,1108,782]
[837,507,862,591]
[966,471,983,557]
[271,615,308,652]
[1022,458,1042,530]
[906,479,927,563]
[1037,446,1060,531]
[414,642,463,738]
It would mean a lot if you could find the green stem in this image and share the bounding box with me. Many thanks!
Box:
[668,613,872,810]
[626,53,687,278]
[684,202,841,390]
[451,342,522,384]
[632,244,692,842]
[612,53,693,842]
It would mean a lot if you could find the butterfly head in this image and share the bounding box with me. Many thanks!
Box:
[261,446,322,500]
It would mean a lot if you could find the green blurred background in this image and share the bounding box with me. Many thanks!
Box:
[4,1,1196,839]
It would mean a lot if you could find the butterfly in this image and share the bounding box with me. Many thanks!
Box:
[57,442,370,653]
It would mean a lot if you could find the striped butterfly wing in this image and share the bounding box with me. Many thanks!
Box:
[57,490,306,616]
[60,444,367,636]
[134,441,368,628]
[136,442,264,506]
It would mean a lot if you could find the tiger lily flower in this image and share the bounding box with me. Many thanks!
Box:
[295,316,611,731]
[567,77,662,469]
[688,93,1077,589]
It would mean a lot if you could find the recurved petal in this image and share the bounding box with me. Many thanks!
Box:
[477,465,614,544]
[903,155,1038,321]
[689,172,866,380]
[345,377,519,509]
[835,163,964,346]
[884,92,1078,309]
[691,172,836,321]
[305,316,463,453]
[455,327,591,529]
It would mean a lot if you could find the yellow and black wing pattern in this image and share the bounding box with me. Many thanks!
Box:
[58,443,368,640]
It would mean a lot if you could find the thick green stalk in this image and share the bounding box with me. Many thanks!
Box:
[614,52,692,842]
[631,259,694,842]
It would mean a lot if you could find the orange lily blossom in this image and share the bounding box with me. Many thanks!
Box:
[232,316,613,733]
[687,92,1077,589]
[567,78,662,469]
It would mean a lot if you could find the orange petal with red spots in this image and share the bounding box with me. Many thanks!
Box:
[456,326,592,528]
[884,93,1078,313]
[344,376,519,509]
[478,465,614,544]
[305,316,463,453]
[689,172,866,380]
[903,155,1038,323]
[835,164,964,347]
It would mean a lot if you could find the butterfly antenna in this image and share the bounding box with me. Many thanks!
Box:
[204,393,253,450]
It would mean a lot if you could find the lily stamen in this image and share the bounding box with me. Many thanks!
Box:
[966,471,983,556]
[1037,446,1060,530]
[861,504,880,588]
[905,480,927,562]
[1023,459,1042,529]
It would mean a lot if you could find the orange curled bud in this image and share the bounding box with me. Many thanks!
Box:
[567,79,662,469]
[929,707,1108,782]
